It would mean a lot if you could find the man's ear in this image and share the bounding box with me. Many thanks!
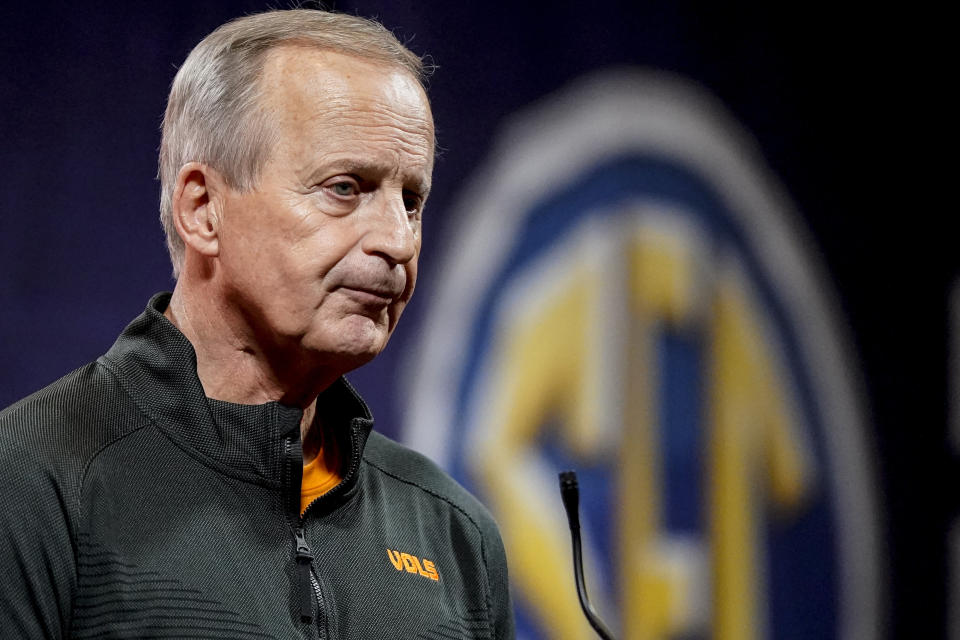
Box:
[171,162,224,259]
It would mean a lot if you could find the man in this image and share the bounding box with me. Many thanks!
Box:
[0,9,513,639]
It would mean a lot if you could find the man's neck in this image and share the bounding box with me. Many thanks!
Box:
[163,281,336,458]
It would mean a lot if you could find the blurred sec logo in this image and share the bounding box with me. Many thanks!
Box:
[401,70,883,640]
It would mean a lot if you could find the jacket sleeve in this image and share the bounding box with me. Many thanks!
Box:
[0,443,75,638]
[482,515,516,640]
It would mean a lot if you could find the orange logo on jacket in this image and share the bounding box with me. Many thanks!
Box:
[386,548,439,581]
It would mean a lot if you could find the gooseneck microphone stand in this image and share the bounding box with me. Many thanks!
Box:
[558,470,618,640]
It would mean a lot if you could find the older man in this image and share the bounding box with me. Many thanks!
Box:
[0,10,513,639]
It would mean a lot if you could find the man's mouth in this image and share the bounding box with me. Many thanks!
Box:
[335,285,399,305]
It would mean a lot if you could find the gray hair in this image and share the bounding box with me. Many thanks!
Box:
[158,9,430,277]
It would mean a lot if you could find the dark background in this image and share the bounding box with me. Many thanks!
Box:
[0,2,946,637]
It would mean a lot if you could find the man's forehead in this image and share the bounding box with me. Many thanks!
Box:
[260,46,431,117]
[259,46,434,149]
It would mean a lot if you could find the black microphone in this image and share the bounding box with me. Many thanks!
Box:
[558,470,617,640]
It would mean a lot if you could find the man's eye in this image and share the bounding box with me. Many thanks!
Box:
[403,191,422,215]
[330,182,357,197]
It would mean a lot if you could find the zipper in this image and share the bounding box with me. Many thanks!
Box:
[287,427,330,637]
[294,526,316,623]
[295,522,332,640]
[309,569,324,627]
[286,413,365,637]
[284,430,318,626]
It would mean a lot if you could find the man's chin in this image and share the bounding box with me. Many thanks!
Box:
[302,318,390,373]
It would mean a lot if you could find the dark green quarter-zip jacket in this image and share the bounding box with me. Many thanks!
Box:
[0,294,514,639]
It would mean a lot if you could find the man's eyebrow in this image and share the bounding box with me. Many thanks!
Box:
[310,158,431,193]
[326,159,389,175]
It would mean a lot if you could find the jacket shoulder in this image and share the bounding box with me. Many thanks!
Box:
[0,359,150,479]
[362,431,500,536]
[0,360,152,637]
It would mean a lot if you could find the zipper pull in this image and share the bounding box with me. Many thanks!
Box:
[294,527,315,623]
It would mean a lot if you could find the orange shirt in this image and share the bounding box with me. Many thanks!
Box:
[300,446,342,514]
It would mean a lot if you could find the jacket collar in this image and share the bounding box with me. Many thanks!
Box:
[99,292,374,492]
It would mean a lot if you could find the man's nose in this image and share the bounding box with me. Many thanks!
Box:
[360,190,417,265]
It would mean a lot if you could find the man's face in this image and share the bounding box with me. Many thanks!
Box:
[215,47,434,374]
